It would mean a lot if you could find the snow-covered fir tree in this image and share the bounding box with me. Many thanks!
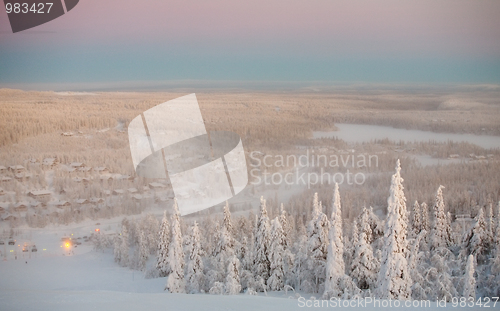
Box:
[308,194,330,293]
[156,211,170,277]
[463,254,476,299]
[120,224,130,267]
[225,255,241,295]
[138,228,149,271]
[253,196,271,286]
[113,235,122,263]
[351,207,379,291]
[324,183,345,298]
[268,217,285,291]
[279,203,291,249]
[411,200,421,239]
[186,221,204,294]
[408,230,427,300]
[462,208,490,264]
[376,160,412,300]
[421,202,430,236]
[431,185,451,250]
[166,199,185,293]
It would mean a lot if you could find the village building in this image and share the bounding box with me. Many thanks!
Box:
[54,201,71,208]
[131,194,143,202]
[15,172,33,180]
[149,182,165,190]
[42,158,58,169]
[89,198,105,204]
[94,167,110,174]
[13,202,29,212]
[0,176,12,183]
[0,165,6,174]
[28,190,52,202]
[8,165,25,174]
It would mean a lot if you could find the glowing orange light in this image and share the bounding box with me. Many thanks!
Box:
[65,243,70,248]
[95,228,100,232]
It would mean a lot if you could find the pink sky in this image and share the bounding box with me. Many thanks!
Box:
[1,0,499,57]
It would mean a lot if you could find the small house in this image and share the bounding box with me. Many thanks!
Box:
[13,202,29,212]
[54,201,71,208]
[9,165,25,174]
[75,199,89,205]
[0,176,12,183]
[94,167,110,174]
[28,190,52,201]
[132,194,143,202]
[15,172,33,180]
[149,182,165,190]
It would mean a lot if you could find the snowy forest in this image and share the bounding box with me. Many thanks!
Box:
[101,160,500,301]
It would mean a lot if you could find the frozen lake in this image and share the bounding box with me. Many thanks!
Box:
[314,124,500,149]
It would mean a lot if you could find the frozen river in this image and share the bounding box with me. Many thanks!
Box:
[314,124,500,149]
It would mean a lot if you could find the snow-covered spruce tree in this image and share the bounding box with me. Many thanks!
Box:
[293,234,312,292]
[421,202,430,235]
[431,185,451,250]
[490,210,500,296]
[278,203,294,287]
[223,201,233,237]
[462,208,490,265]
[308,194,330,293]
[268,217,285,291]
[486,203,495,250]
[345,220,358,271]
[351,207,379,291]
[323,183,345,298]
[165,199,185,293]
[411,201,421,239]
[120,224,130,267]
[211,202,235,284]
[253,196,271,287]
[279,203,291,249]
[427,249,457,302]
[408,230,427,300]
[113,235,122,263]
[225,255,242,295]
[156,211,170,277]
[463,254,476,299]
[145,214,160,254]
[138,228,149,271]
[376,160,412,300]
[186,221,204,294]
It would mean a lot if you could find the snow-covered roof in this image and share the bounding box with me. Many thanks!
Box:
[132,194,143,200]
[9,165,25,170]
[149,182,165,188]
[0,177,12,182]
[70,162,84,167]
[75,199,89,204]
[128,188,138,193]
[29,190,52,196]
[0,165,6,170]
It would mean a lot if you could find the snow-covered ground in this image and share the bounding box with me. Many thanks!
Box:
[0,227,494,311]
